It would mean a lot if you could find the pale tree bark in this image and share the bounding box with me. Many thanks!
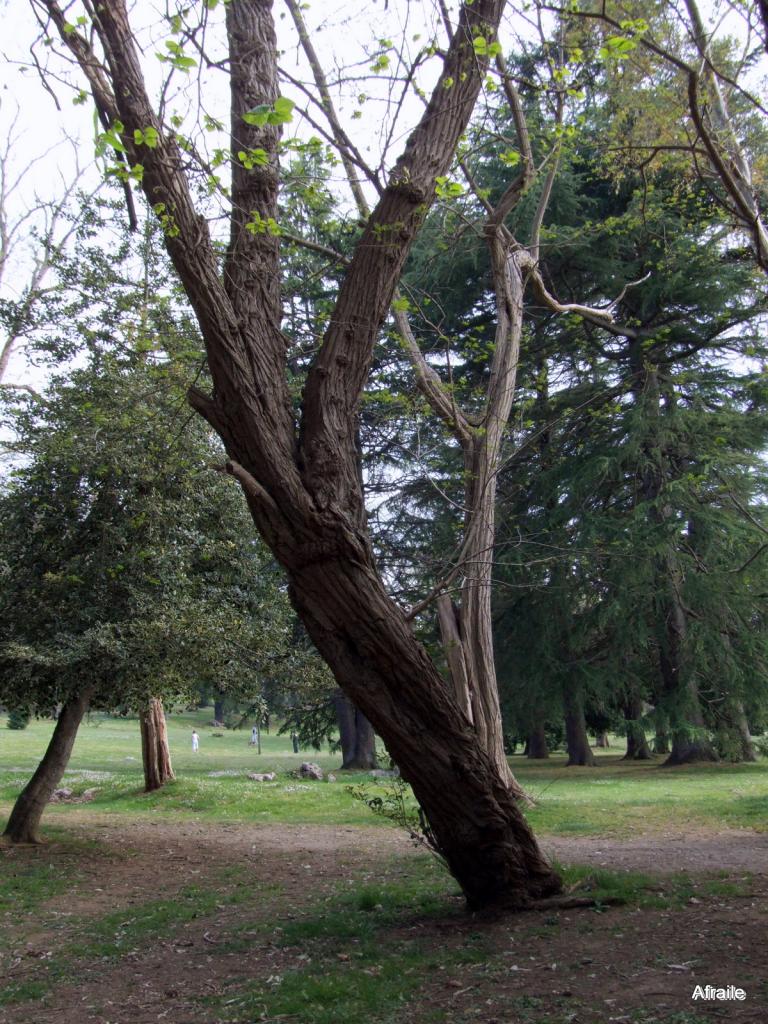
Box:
[140,697,175,792]
[3,687,94,843]
[415,243,529,796]
[38,0,563,908]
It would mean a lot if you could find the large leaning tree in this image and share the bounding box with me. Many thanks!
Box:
[30,0,562,908]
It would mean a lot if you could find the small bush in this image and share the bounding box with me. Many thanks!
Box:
[7,707,31,730]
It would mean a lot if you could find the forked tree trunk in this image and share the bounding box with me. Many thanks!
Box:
[563,683,595,767]
[3,688,94,844]
[140,697,175,792]
[332,689,378,770]
[50,0,562,910]
[594,732,610,748]
[430,249,530,803]
[291,558,561,908]
[527,722,549,759]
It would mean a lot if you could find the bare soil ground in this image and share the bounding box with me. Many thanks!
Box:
[1,815,766,1024]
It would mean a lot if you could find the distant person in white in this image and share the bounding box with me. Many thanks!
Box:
[250,726,258,746]
[192,730,199,752]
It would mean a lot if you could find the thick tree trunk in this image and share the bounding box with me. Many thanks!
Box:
[594,731,610,748]
[55,0,561,910]
[213,697,225,724]
[140,697,175,792]
[653,714,671,755]
[715,701,757,763]
[332,689,378,770]
[628,360,717,768]
[659,585,718,766]
[665,728,719,765]
[623,694,653,760]
[527,722,549,759]
[563,683,595,767]
[290,556,561,909]
[3,688,93,843]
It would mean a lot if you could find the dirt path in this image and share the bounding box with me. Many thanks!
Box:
[1,818,766,1024]
[545,828,768,874]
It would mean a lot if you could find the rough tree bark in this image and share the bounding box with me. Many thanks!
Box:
[293,0,535,799]
[3,688,94,843]
[140,697,175,792]
[41,0,562,908]
[331,689,378,770]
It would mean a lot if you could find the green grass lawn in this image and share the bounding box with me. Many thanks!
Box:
[1,711,766,1024]
[1,710,767,836]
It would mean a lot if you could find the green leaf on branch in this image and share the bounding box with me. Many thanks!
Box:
[598,35,638,60]
[500,150,521,167]
[134,126,160,149]
[435,176,464,200]
[245,211,280,236]
[243,96,295,127]
[238,148,269,170]
[95,122,126,157]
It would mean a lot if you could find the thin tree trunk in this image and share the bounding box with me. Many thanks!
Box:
[436,595,473,724]
[732,703,757,763]
[3,688,94,843]
[623,695,653,760]
[332,689,378,770]
[527,722,549,759]
[140,697,175,792]
[430,249,530,802]
[563,682,595,767]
